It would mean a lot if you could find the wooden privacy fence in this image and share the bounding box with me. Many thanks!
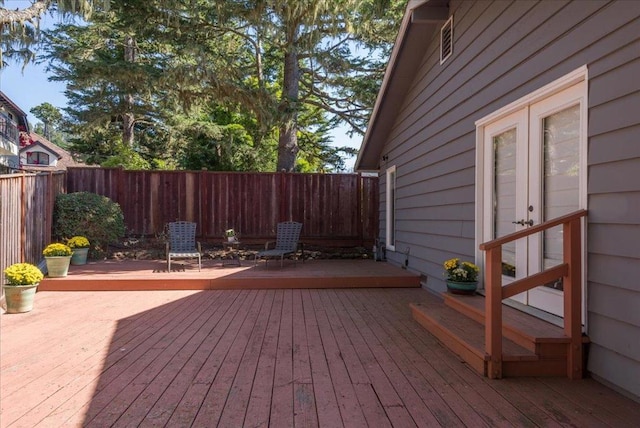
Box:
[66,168,379,246]
[0,172,66,287]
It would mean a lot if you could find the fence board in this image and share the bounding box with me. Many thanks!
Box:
[66,169,378,246]
[0,172,65,293]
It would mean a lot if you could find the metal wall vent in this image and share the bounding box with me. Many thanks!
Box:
[440,15,453,64]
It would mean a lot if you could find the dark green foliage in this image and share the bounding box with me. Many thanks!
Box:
[53,192,125,258]
[101,144,151,170]
[38,0,405,172]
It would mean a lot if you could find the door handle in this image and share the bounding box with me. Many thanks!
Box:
[512,219,534,226]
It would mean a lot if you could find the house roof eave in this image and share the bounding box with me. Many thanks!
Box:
[0,91,29,129]
[355,0,447,171]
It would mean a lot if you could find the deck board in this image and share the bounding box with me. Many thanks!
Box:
[2,288,639,427]
[310,290,369,427]
[354,289,495,428]
[339,290,442,427]
[324,291,414,427]
[381,290,541,427]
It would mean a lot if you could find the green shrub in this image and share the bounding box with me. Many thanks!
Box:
[53,192,125,258]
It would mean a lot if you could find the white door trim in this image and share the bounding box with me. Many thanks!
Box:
[475,66,588,322]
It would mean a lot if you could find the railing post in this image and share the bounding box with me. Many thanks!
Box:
[564,217,583,379]
[485,245,503,378]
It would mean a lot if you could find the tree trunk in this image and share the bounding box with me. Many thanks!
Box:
[122,110,135,147]
[43,121,50,140]
[276,38,299,172]
[122,35,136,147]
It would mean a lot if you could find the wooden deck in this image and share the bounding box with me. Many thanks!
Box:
[2,288,639,427]
[38,259,421,291]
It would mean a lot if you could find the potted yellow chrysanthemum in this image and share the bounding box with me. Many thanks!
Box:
[43,243,73,278]
[443,257,480,295]
[225,228,238,243]
[3,263,44,313]
[67,236,90,265]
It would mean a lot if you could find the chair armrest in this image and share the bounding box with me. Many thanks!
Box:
[166,242,169,257]
[264,241,275,250]
[197,242,202,253]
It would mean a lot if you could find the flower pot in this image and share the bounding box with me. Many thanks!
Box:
[227,236,237,242]
[45,256,72,278]
[71,248,89,265]
[3,284,38,313]
[446,280,478,295]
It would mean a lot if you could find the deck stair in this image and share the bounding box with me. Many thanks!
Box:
[410,292,582,377]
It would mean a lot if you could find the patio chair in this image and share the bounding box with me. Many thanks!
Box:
[255,221,303,267]
[166,221,202,272]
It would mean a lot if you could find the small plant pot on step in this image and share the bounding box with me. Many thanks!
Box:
[45,256,72,278]
[3,284,38,313]
[71,248,89,265]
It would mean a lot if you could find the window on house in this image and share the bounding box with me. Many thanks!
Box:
[440,15,453,64]
[26,152,49,165]
[386,165,397,251]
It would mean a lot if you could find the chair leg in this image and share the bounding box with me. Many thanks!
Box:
[198,255,201,271]
[168,257,171,273]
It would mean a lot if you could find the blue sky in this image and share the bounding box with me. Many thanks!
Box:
[0,1,361,171]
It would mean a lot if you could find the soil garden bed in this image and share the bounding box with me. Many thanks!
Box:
[109,237,373,262]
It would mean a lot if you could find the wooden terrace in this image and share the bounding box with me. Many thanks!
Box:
[37,259,421,291]
[3,286,640,427]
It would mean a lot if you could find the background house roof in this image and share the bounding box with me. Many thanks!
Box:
[355,0,448,171]
[20,133,86,171]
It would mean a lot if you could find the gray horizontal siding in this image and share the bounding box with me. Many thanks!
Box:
[589,126,640,165]
[374,0,640,396]
[588,253,640,293]
[588,344,640,399]
[589,224,640,259]
[589,282,640,328]
[589,74,640,399]
[589,312,640,366]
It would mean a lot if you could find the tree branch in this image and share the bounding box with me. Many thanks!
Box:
[0,1,51,26]
[303,98,365,135]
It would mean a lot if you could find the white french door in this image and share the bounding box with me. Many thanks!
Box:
[481,81,586,318]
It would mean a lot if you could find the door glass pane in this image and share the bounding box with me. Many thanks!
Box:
[543,105,580,289]
[493,128,517,277]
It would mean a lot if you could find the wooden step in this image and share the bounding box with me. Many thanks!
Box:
[410,301,567,377]
[443,293,569,357]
